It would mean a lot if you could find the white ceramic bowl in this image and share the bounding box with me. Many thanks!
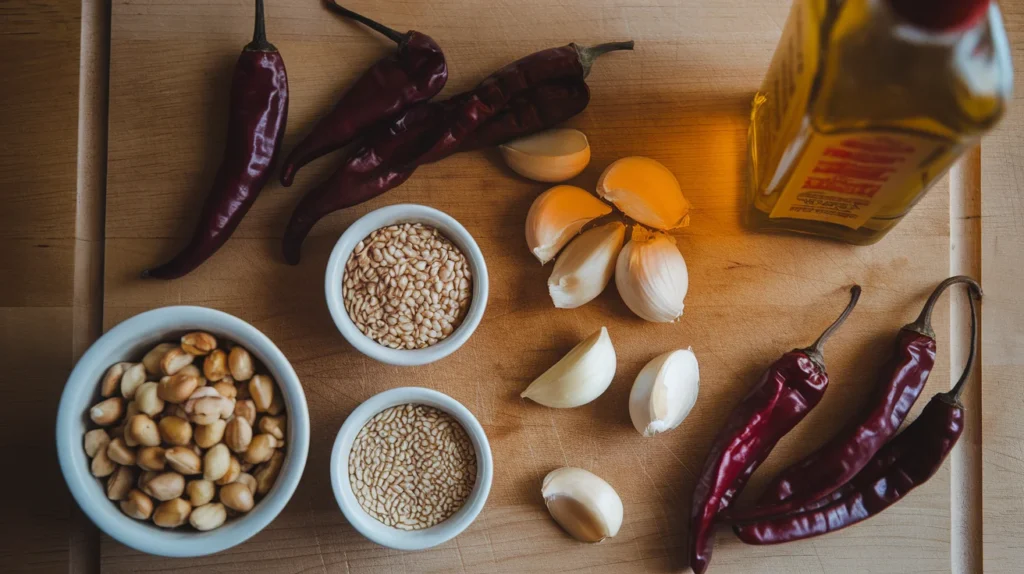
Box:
[325,204,489,366]
[330,387,493,550]
[56,306,310,557]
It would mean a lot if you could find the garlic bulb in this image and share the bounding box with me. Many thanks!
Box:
[628,348,699,436]
[525,185,612,264]
[597,156,691,230]
[501,129,591,182]
[542,467,623,543]
[548,221,626,309]
[615,227,689,322]
[521,327,616,408]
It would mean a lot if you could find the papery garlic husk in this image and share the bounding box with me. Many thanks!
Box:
[501,129,591,182]
[526,185,612,264]
[542,467,623,543]
[597,156,691,230]
[615,227,689,322]
[521,327,616,408]
[628,348,699,437]
[548,221,626,309]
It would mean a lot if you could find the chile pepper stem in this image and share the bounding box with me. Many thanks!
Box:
[803,285,861,363]
[574,40,635,78]
[324,1,405,44]
[948,285,980,401]
[246,0,277,51]
[907,275,983,339]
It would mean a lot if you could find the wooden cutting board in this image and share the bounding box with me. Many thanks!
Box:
[100,0,960,571]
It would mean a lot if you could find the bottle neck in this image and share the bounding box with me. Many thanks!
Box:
[887,0,991,32]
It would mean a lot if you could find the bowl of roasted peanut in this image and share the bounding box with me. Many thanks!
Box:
[56,306,310,557]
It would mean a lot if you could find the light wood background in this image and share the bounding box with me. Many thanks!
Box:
[3,0,1022,572]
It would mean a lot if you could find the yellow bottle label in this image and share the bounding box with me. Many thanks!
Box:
[768,132,945,229]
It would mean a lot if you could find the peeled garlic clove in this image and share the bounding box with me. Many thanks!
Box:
[526,185,612,264]
[542,467,623,543]
[629,348,699,436]
[501,128,591,182]
[521,327,616,408]
[615,227,689,322]
[597,156,691,230]
[548,221,626,309]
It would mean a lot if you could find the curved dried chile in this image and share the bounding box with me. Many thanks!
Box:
[734,284,981,544]
[727,276,982,523]
[144,0,287,280]
[688,286,861,574]
[279,2,447,187]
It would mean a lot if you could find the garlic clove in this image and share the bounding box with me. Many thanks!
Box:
[548,221,626,309]
[520,327,616,408]
[501,129,591,182]
[526,185,612,264]
[615,227,689,322]
[597,156,691,230]
[542,467,623,543]
[628,348,699,436]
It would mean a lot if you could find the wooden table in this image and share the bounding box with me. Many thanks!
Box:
[3,1,1022,572]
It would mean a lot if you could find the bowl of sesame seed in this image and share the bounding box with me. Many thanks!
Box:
[330,387,493,550]
[325,204,489,366]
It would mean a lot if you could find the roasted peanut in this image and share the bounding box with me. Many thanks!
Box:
[248,375,274,412]
[234,400,256,426]
[203,349,229,382]
[120,489,153,520]
[178,364,201,378]
[258,415,286,441]
[152,498,191,528]
[143,343,177,375]
[163,446,202,475]
[162,402,188,420]
[84,428,110,458]
[101,362,129,397]
[237,472,257,495]
[90,397,123,426]
[185,387,234,425]
[219,482,254,513]
[254,451,284,496]
[267,392,284,416]
[203,444,231,481]
[134,382,164,416]
[157,373,200,404]
[90,448,116,478]
[185,479,216,507]
[215,455,241,486]
[181,332,217,356]
[244,434,277,465]
[137,446,166,471]
[120,363,147,399]
[127,414,160,447]
[189,502,227,531]
[194,420,226,448]
[228,347,254,381]
[158,415,192,446]
[106,437,136,466]
[144,471,185,501]
[106,465,135,501]
[212,381,237,399]
[124,400,141,421]
[161,347,194,376]
[225,417,252,453]
[138,470,159,490]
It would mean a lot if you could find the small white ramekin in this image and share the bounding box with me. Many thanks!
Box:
[56,306,310,557]
[330,387,493,550]
[324,204,489,366]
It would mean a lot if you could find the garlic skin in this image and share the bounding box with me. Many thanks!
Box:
[615,228,689,322]
[548,222,626,309]
[542,467,623,543]
[597,156,691,230]
[501,129,591,182]
[525,185,612,264]
[521,327,616,408]
[629,348,700,437]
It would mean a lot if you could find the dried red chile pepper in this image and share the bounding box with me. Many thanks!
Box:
[279,2,447,187]
[144,0,287,280]
[734,285,981,544]
[688,286,861,574]
[728,276,982,523]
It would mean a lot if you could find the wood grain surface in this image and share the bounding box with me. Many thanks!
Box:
[3,0,1023,572]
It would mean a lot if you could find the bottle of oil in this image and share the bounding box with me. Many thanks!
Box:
[746,0,1012,244]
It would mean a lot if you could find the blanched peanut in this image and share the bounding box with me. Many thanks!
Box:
[249,375,274,412]
[267,392,284,416]
[160,347,194,376]
[194,420,226,448]
[127,414,160,447]
[101,363,129,397]
[234,400,256,426]
[120,489,153,520]
[203,349,228,382]
[84,429,110,458]
[153,498,191,528]
[181,332,217,356]
[225,417,252,453]
[165,446,202,475]
[137,446,166,471]
[254,450,284,496]
[204,444,231,482]
[244,434,277,465]
[215,455,241,486]
[212,381,237,399]
[219,482,254,512]
[143,343,177,375]
[90,397,123,426]
[157,373,200,404]
[107,465,135,501]
[185,479,216,507]
[135,382,164,416]
[91,448,116,477]
[120,363,146,399]
[158,416,192,446]
[144,472,185,501]
[106,437,136,466]
[228,347,254,381]
[237,472,257,495]
[189,502,227,531]
[258,415,285,441]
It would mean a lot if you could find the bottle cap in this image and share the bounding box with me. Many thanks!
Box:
[888,0,991,31]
